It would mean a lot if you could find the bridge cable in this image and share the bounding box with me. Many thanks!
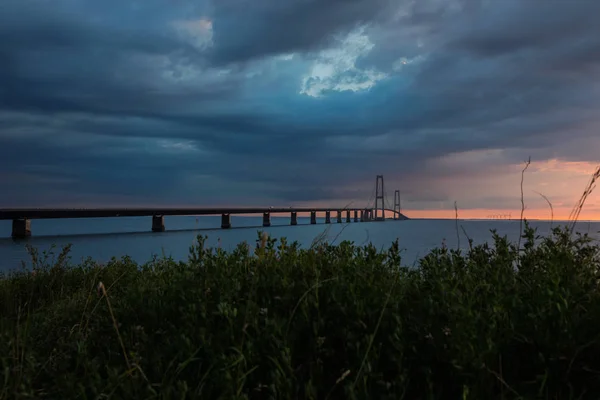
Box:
[384,187,394,216]
[365,183,376,210]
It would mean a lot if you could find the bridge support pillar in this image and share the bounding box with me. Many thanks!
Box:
[354,210,358,222]
[263,212,271,227]
[336,210,342,223]
[221,213,231,229]
[12,218,31,239]
[152,215,165,232]
[290,212,298,226]
[325,211,331,224]
[346,210,351,223]
[310,211,316,224]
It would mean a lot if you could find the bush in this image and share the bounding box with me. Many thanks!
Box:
[1,222,600,399]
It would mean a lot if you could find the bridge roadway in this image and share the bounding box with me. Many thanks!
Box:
[0,207,409,239]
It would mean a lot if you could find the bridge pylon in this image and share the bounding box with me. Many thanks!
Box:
[375,175,385,221]
[393,190,401,220]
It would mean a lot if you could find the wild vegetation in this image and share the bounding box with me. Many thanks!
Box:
[1,165,600,399]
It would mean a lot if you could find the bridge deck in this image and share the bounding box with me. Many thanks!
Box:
[0,207,408,220]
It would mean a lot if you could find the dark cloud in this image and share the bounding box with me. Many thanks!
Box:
[208,0,395,65]
[1,0,600,210]
[0,0,230,119]
[448,0,600,58]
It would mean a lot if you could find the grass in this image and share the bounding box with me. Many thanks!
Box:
[1,165,600,399]
[1,223,600,399]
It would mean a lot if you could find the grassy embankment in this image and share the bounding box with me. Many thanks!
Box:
[2,165,600,399]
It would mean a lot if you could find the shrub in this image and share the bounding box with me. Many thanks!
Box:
[1,223,600,399]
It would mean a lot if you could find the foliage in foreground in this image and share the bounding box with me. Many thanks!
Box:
[2,223,600,399]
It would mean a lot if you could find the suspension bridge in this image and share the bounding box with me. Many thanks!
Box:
[0,175,408,239]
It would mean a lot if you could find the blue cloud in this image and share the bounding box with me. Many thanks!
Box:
[1,0,600,209]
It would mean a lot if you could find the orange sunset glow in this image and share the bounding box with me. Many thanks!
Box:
[290,158,600,221]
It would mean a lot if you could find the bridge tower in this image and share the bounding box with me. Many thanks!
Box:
[375,175,385,221]
[393,190,401,220]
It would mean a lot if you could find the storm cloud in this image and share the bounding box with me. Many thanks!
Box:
[1,0,600,213]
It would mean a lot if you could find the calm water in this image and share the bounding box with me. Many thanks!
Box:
[1,216,599,273]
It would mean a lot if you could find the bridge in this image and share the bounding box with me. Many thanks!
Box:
[0,175,408,239]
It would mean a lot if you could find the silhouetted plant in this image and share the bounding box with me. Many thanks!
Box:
[2,223,600,399]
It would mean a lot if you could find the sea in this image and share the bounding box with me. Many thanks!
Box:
[1,216,599,274]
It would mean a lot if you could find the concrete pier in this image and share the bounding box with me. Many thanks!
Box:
[290,212,298,226]
[221,213,231,229]
[310,211,317,224]
[360,210,365,222]
[263,212,271,227]
[346,210,351,223]
[354,210,358,222]
[336,210,342,223]
[11,218,31,239]
[325,211,331,224]
[152,215,165,232]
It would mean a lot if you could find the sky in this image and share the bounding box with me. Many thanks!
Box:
[1,0,600,220]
